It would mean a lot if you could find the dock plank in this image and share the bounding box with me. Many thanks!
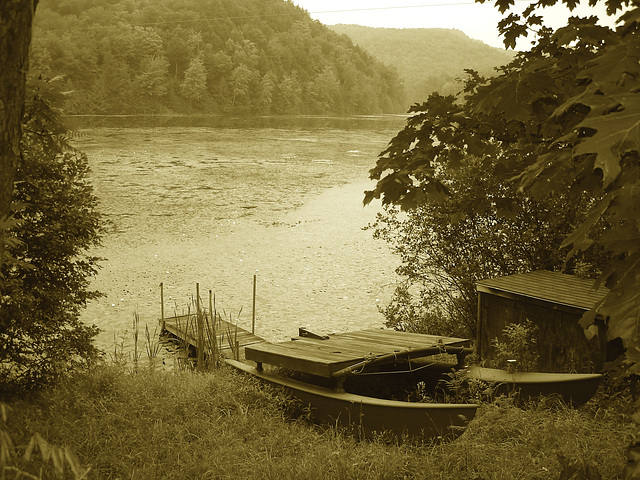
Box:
[293,332,426,353]
[291,334,412,357]
[342,329,469,347]
[247,341,358,363]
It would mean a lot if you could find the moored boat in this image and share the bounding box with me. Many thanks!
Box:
[226,358,479,440]
[464,366,603,406]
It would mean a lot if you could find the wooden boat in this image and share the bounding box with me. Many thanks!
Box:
[226,358,479,441]
[464,366,602,406]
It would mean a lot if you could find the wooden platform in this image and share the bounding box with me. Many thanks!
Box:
[162,314,264,357]
[244,329,471,378]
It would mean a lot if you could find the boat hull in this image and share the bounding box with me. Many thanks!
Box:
[464,366,602,406]
[227,359,478,441]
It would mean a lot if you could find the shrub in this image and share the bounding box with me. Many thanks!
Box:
[0,77,105,394]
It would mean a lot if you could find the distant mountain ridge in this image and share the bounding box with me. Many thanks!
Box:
[329,24,514,105]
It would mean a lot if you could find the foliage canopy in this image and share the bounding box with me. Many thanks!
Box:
[0,78,104,393]
[369,133,606,338]
[366,0,640,370]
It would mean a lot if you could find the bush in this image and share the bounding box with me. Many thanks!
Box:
[369,148,607,339]
[491,319,540,372]
[0,77,105,394]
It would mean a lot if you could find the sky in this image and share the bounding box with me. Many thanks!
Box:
[291,0,619,49]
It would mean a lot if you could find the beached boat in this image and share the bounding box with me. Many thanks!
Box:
[464,366,602,406]
[226,358,479,441]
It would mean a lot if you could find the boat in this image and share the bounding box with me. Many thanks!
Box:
[464,366,603,406]
[226,358,479,441]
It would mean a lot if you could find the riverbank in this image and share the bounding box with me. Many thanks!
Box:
[3,360,635,479]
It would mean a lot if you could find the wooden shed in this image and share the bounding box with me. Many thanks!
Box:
[476,270,610,373]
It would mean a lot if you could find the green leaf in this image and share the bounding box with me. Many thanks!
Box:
[528,14,543,26]
[608,310,638,345]
[561,194,611,256]
[599,224,640,257]
[579,41,640,85]
[51,446,65,475]
[362,189,377,206]
[579,308,598,330]
[573,105,640,187]
[24,435,36,462]
[584,324,600,340]
[34,433,50,461]
[64,447,87,478]
[0,429,15,474]
[619,6,640,31]
[551,84,618,120]
[495,0,516,13]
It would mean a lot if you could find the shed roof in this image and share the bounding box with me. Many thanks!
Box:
[476,270,609,311]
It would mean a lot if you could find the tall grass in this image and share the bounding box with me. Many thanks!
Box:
[160,295,242,369]
[3,356,637,480]
[2,309,637,479]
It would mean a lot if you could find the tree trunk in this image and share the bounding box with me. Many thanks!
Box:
[0,0,38,265]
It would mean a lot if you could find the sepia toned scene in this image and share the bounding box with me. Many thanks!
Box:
[1,0,639,478]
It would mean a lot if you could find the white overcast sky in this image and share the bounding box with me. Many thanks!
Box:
[291,0,618,49]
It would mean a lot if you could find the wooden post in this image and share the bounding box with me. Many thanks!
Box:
[160,282,165,331]
[209,289,217,361]
[196,283,204,369]
[476,292,483,360]
[252,274,257,335]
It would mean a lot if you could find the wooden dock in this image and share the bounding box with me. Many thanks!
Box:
[245,328,471,378]
[161,313,264,360]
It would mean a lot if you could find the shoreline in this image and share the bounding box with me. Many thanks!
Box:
[83,179,397,351]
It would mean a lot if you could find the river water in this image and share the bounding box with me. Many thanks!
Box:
[72,115,407,352]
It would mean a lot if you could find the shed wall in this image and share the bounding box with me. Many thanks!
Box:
[478,292,605,373]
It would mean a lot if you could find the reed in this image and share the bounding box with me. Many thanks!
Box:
[158,292,233,370]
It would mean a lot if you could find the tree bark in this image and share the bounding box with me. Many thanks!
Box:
[0,0,38,265]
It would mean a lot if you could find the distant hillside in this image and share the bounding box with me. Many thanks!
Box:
[31,0,406,115]
[329,25,514,105]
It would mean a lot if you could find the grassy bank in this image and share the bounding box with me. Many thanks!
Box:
[3,361,637,479]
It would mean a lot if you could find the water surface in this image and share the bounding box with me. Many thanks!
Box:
[73,116,406,351]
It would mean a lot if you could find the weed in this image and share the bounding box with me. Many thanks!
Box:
[491,319,540,372]
[1,402,90,479]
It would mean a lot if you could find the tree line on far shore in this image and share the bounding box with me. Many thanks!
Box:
[31,0,408,116]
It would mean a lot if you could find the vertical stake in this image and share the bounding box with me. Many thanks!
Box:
[252,274,257,335]
[160,282,165,331]
[209,289,217,362]
[196,283,204,369]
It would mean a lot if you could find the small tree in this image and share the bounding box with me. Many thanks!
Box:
[370,135,606,337]
[180,55,208,104]
[492,320,540,372]
[365,2,640,364]
[0,77,104,393]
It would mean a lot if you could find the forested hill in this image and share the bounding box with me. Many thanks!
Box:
[330,25,514,104]
[31,0,406,115]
